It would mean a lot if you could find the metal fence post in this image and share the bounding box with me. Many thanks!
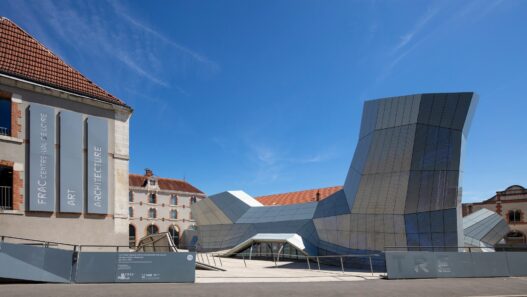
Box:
[242,255,247,268]
[317,256,320,270]
[369,255,373,276]
[340,256,344,273]
[306,256,311,270]
[212,255,217,267]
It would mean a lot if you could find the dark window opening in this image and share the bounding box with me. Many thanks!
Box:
[168,226,180,247]
[0,165,13,210]
[129,225,136,248]
[0,98,11,136]
[146,225,159,236]
[149,193,157,204]
[190,196,197,204]
[148,208,157,218]
[509,210,522,223]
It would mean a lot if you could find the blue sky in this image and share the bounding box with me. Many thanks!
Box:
[1,0,525,202]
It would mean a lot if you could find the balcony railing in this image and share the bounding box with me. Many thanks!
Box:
[0,126,9,136]
[0,186,12,210]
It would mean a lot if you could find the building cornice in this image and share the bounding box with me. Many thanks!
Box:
[0,73,133,115]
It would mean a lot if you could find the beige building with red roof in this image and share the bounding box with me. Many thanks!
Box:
[128,169,206,248]
[0,17,133,246]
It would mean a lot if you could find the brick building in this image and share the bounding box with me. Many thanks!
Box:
[463,185,527,245]
[0,17,132,246]
[128,169,206,248]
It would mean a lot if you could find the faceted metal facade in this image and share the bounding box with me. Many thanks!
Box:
[463,208,509,250]
[192,92,478,255]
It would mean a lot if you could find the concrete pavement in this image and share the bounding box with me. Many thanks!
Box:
[1,278,527,297]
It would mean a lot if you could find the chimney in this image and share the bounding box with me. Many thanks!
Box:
[315,191,321,202]
[145,168,153,177]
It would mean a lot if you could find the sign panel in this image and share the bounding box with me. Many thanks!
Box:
[87,116,108,214]
[59,111,83,213]
[74,252,196,283]
[29,104,56,212]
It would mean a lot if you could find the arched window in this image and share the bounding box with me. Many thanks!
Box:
[146,225,159,236]
[190,196,197,204]
[129,225,136,248]
[171,195,178,205]
[129,191,134,202]
[129,207,134,217]
[148,208,157,218]
[508,210,522,223]
[170,209,178,219]
[149,193,157,204]
[506,230,526,244]
[168,225,180,247]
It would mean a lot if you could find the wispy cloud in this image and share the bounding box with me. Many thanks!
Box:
[4,0,218,93]
[391,7,439,55]
[108,1,219,71]
[244,142,336,185]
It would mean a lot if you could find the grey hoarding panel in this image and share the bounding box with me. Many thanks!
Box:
[470,253,509,277]
[75,252,196,283]
[386,251,527,279]
[506,252,527,277]
[29,104,56,212]
[59,111,83,213]
[385,251,437,279]
[87,116,108,214]
[0,242,72,283]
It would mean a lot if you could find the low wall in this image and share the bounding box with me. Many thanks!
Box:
[0,242,195,283]
[386,251,527,279]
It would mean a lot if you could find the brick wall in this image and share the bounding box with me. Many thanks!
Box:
[0,159,23,210]
[10,101,21,138]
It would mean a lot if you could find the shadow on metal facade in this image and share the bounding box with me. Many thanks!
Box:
[192,93,479,256]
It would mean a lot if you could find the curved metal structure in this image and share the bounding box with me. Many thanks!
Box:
[192,92,479,255]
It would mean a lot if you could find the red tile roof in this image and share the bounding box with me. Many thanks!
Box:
[129,174,204,194]
[0,17,127,107]
[256,186,342,206]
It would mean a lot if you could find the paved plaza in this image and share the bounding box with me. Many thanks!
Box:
[1,277,527,297]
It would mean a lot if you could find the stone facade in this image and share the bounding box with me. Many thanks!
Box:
[0,17,132,246]
[463,185,527,245]
[128,169,206,248]
[0,79,132,246]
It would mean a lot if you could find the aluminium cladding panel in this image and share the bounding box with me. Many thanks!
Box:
[29,103,56,212]
[59,110,83,213]
[75,252,196,283]
[87,116,109,214]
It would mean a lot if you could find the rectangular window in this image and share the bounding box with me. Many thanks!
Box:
[0,97,11,136]
[0,165,13,209]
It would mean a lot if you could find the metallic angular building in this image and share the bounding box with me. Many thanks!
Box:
[192,92,478,255]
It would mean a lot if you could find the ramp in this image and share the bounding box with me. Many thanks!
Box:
[136,232,225,271]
